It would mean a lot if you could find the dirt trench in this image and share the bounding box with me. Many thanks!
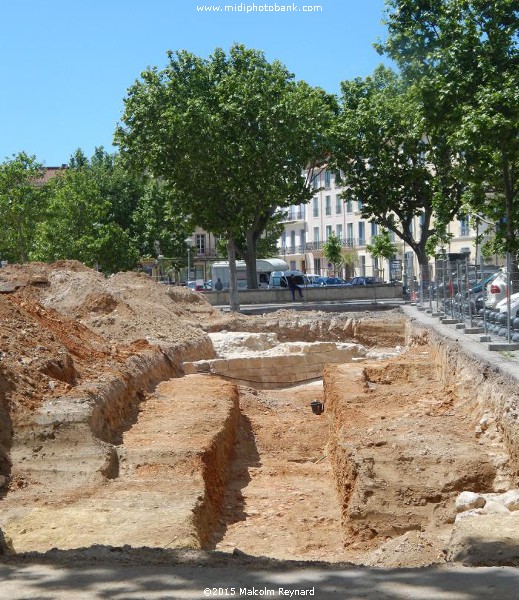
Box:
[210,381,346,562]
[1,309,517,568]
[197,340,515,567]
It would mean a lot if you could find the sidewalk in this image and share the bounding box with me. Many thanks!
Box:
[1,554,519,599]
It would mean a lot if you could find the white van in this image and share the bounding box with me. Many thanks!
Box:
[268,270,308,289]
[211,258,289,290]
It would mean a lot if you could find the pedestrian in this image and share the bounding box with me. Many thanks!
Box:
[214,277,224,291]
[288,274,303,301]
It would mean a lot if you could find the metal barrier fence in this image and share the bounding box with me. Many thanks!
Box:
[411,254,519,348]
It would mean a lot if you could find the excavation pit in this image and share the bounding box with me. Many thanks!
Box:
[0,282,518,568]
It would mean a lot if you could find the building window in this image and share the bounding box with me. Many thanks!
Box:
[312,173,320,190]
[300,229,306,247]
[335,195,342,214]
[346,223,353,245]
[324,170,331,189]
[312,197,319,218]
[290,230,296,249]
[459,216,470,236]
[336,224,343,239]
[326,225,333,240]
[346,200,353,213]
[357,199,363,211]
[325,195,331,216]
[314,257,322,275]
[313,227,320,243]
[358,222,365,246]
[195,234,206,254]
[370,222,378,238]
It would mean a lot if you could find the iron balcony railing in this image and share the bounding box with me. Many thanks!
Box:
[194,249,218,258]
[303,238,366,252]
[282,209,306,222]
[279,245,306,255]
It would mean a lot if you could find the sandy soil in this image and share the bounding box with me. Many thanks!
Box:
[0,261,516,572]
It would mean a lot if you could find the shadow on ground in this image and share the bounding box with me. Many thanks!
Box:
[1,546,519,599]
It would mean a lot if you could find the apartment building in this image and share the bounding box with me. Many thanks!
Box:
[186,167,484,284]
[186,226,221,281]
[278,168,482,282]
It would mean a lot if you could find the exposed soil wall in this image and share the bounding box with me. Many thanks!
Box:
[324,322,518,566]
[10,345,186,493]
[194,383,240,547]
[428,338,519,480]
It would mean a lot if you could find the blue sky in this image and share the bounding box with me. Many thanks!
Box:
[0,0,390,166]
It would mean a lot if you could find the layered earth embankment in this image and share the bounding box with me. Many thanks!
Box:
[0,261,517,568]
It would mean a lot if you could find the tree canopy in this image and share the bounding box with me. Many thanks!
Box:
[322,232,344,275]
[331,66,463,270]
[379,0,518,259]
[0,152,47,264]
[114,44,336,307]
[31,149,140,273]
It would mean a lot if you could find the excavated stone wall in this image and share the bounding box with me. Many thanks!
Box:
[184,340,367,387]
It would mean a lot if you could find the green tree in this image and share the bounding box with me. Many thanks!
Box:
[131,177,192,269]
[322,232,344,275]
[32,149,139,273]
[379,0,518,265]
[0,152,47,263]
[331,66,464,275]
[341,248,357,280]
[367,229,398,278]
[216,213,286,260]
[366,229,398,261]
[115,44,336,309]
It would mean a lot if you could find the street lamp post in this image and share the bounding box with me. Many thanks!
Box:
[185,238,194,283]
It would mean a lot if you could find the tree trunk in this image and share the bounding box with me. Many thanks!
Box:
[227,237,241,312]
[244,229,258,290]
[502,153,519,294]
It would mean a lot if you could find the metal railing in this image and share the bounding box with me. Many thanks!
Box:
[410,253,518,348]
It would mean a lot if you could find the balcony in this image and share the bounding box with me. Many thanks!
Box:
[194,249,218,258]
[278,245,306,255]
[304,238,364,252]
[283,209,306,222]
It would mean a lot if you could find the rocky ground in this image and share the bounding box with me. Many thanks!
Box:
[0,261,517,572]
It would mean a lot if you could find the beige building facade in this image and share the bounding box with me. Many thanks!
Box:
[186,168,488,284]
[277,168,484,282]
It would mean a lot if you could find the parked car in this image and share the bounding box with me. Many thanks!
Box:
[186,280,212,291]
[347,276,383,285]
[485,270,508,308]
[305,275,325,287]
[320,276,347,286]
